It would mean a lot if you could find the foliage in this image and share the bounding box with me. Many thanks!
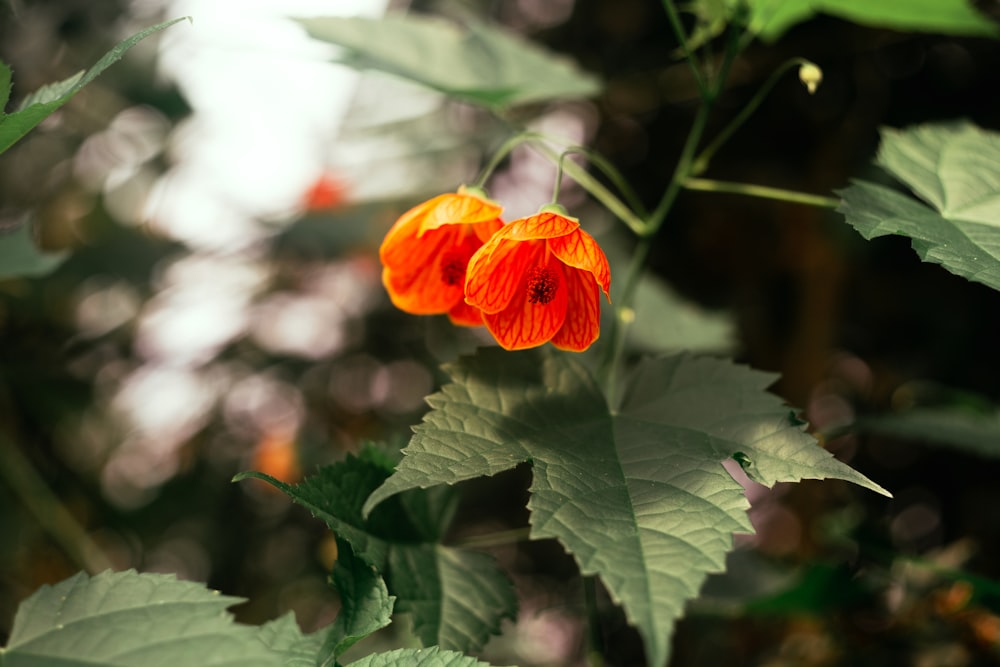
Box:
[6,2,1000,667]
[839,122,1000,293]
[0,17,187,282]
[298,14,600,111]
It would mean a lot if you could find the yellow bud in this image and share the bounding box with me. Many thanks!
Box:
[798,62,823,94]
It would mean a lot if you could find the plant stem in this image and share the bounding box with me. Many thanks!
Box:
[691,57,817,175]
[533,143,648,235]
[598,103,713,399]
[661,0,710,101]
[472,132,540,189]
[451,526,532,549]
[683,177,841,208]
[584,576,605,667]
[0,434,113,573]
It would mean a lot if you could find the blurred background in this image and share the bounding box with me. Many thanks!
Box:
[3,0,1000,665]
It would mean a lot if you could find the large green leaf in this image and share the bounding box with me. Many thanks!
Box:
[345,647,501,667]
[363,349,887,667]
[0,222,66,280]
[298,14,600,110]
[838,122,1000,293]
[235,451,516,654]
[0,570,299,667]
[737,0,999,42]
[0,17,188,155]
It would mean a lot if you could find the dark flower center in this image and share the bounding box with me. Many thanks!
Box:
[440,252,467,286]
[527,266,559,304]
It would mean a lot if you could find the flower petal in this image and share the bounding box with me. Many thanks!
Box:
[420,192,503,234]
[548,228,611,299]
[383,227,481,314]
[465,235,544,314]
[551,266,603,351]
[501,211,580,241]
[447,298,485,327]
[483,259,568,350]
[380,196,447,270]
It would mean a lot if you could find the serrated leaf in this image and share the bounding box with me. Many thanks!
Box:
[618,354,889,493]
[740,0,999,42]
[838,122,1000,293]
[363,348,887,667]
[257,614,325,667]
[0,570,290,667]
[298,14,600,110]
[0,17,187,155]
[389,545,516,651]
[320,540,395,664]
[0,222,66,280]
[236,452,516,654]
[345,646,502,667]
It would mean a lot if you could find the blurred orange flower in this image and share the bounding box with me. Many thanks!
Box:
[465,208,611,351]
[303,173,346,210]
[380,187,503,326]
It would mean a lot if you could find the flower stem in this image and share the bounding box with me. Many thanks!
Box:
[597,101,714,398]
[472,132,539,189]
[683,177,841,208]
[691,56,818,175]
[451,526,532,549]
[661,0,710,101]
[533,143,648,235]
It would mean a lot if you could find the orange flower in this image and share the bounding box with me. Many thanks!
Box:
[380,187,503,326]
[465,208,611,351]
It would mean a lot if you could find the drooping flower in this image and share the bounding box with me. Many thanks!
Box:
[464,207,611,351]
[379,187,503,326]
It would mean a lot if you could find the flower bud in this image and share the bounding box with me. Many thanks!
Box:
[799,62,823,95]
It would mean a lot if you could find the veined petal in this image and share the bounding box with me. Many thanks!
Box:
[380,199,449,270]
[465,236,544,314]
[501,211,580,241]
[383,228,481,314]
[551,266,602,351]
[420,192,503,234]
[548,228,611,299]
[484,259,568,350]
[447,298,485,327]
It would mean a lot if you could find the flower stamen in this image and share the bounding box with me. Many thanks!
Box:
[440,252,467,286]
[527,266,559,305]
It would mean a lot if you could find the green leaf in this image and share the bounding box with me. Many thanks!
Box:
[345,646,502,667]
[0,222,66,280]
[838,122,1000,293]
[257,614,325,667]
[388,545,516,651]
[362,349,887,667]
[740,0,999,42]
[320,540,395,664]
[618,354,889,492]
[856,406,1000,459]
[628,273,734,352]
[0,570,293,667]
[298,14,600,110]
[236,451,516,654]
[0,17,188,155]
